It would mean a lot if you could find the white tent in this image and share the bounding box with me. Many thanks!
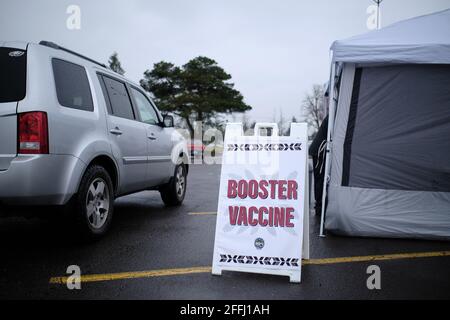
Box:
[320,9,450,239]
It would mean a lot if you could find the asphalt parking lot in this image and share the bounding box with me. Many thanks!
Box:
[0,164,449,300]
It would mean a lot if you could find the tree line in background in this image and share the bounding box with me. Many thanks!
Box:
[108,52,327,139]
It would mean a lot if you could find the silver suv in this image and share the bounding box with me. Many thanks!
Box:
[0,41,189,238]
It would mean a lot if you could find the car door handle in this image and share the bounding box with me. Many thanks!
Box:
[110,127,123,135]
[147,134,157,140]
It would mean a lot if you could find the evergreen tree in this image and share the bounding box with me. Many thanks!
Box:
[140,56,251,137]
[108,52,125,75]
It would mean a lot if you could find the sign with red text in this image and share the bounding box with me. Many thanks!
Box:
[212,122,309,283]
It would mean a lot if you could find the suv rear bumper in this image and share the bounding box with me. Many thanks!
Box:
[0,154,86,205]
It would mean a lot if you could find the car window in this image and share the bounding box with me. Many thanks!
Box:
[52,58,94,111]
[102,76,135,120]
[97,74,112,114]
[0,47,27,103]
[130,87,159,125]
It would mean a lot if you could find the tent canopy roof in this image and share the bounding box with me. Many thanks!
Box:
[331,8,450,64]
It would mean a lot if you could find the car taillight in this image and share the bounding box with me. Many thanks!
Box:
[18,112,49,154]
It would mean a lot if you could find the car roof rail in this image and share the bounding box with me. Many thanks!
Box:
[39,40,107,69]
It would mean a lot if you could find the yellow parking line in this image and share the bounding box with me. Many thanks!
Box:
[49,250,450,285]
[49,266,212,284]
[188,212,217,215]
[302,250,450,265]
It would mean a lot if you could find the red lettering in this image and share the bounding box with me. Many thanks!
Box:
[228,206,295,228]
[274,207,285,227]
[237,180,248,199]
[227,180,299,200]
[228,180,237,198]
[285,207,295,227]
[237,206,248,225]
[259,180,268,199]
[278,180,287,199]
[287,180,298,200]
[248,180,258,199]
[258,207,268,226]
[248,206,258,226]
[268,207,274,227]
[229,206,238,225]
[269,180,277,199]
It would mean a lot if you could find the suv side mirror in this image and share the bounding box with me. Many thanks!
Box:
[163,115,174,128]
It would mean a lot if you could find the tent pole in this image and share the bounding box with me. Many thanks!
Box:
[319,61,337,237]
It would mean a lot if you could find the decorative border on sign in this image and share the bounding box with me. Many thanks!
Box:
[227,143,302,152]
[219,254,299,267]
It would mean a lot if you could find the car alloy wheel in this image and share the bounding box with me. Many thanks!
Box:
[85,178,110,229]
[175,165,186,199]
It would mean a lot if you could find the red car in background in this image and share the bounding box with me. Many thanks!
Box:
[188,139,205,158]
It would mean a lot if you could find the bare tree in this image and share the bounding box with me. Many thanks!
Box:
[277,109,287,135]
[270,108,289,136]
[301,84,327,133]
[241,113,256,134]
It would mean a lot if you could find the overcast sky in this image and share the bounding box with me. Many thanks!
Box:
[1,0,449,122]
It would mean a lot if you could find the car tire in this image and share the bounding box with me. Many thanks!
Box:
[160,163,187,207]
[69,165,114,240]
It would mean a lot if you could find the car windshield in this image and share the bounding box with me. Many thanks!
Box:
[0,47,27,103]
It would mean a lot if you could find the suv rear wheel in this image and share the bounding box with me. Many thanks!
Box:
[70,165,114,239]
[160,163,187,206]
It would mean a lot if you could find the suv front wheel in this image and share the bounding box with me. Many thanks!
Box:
[160,163,187,206]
